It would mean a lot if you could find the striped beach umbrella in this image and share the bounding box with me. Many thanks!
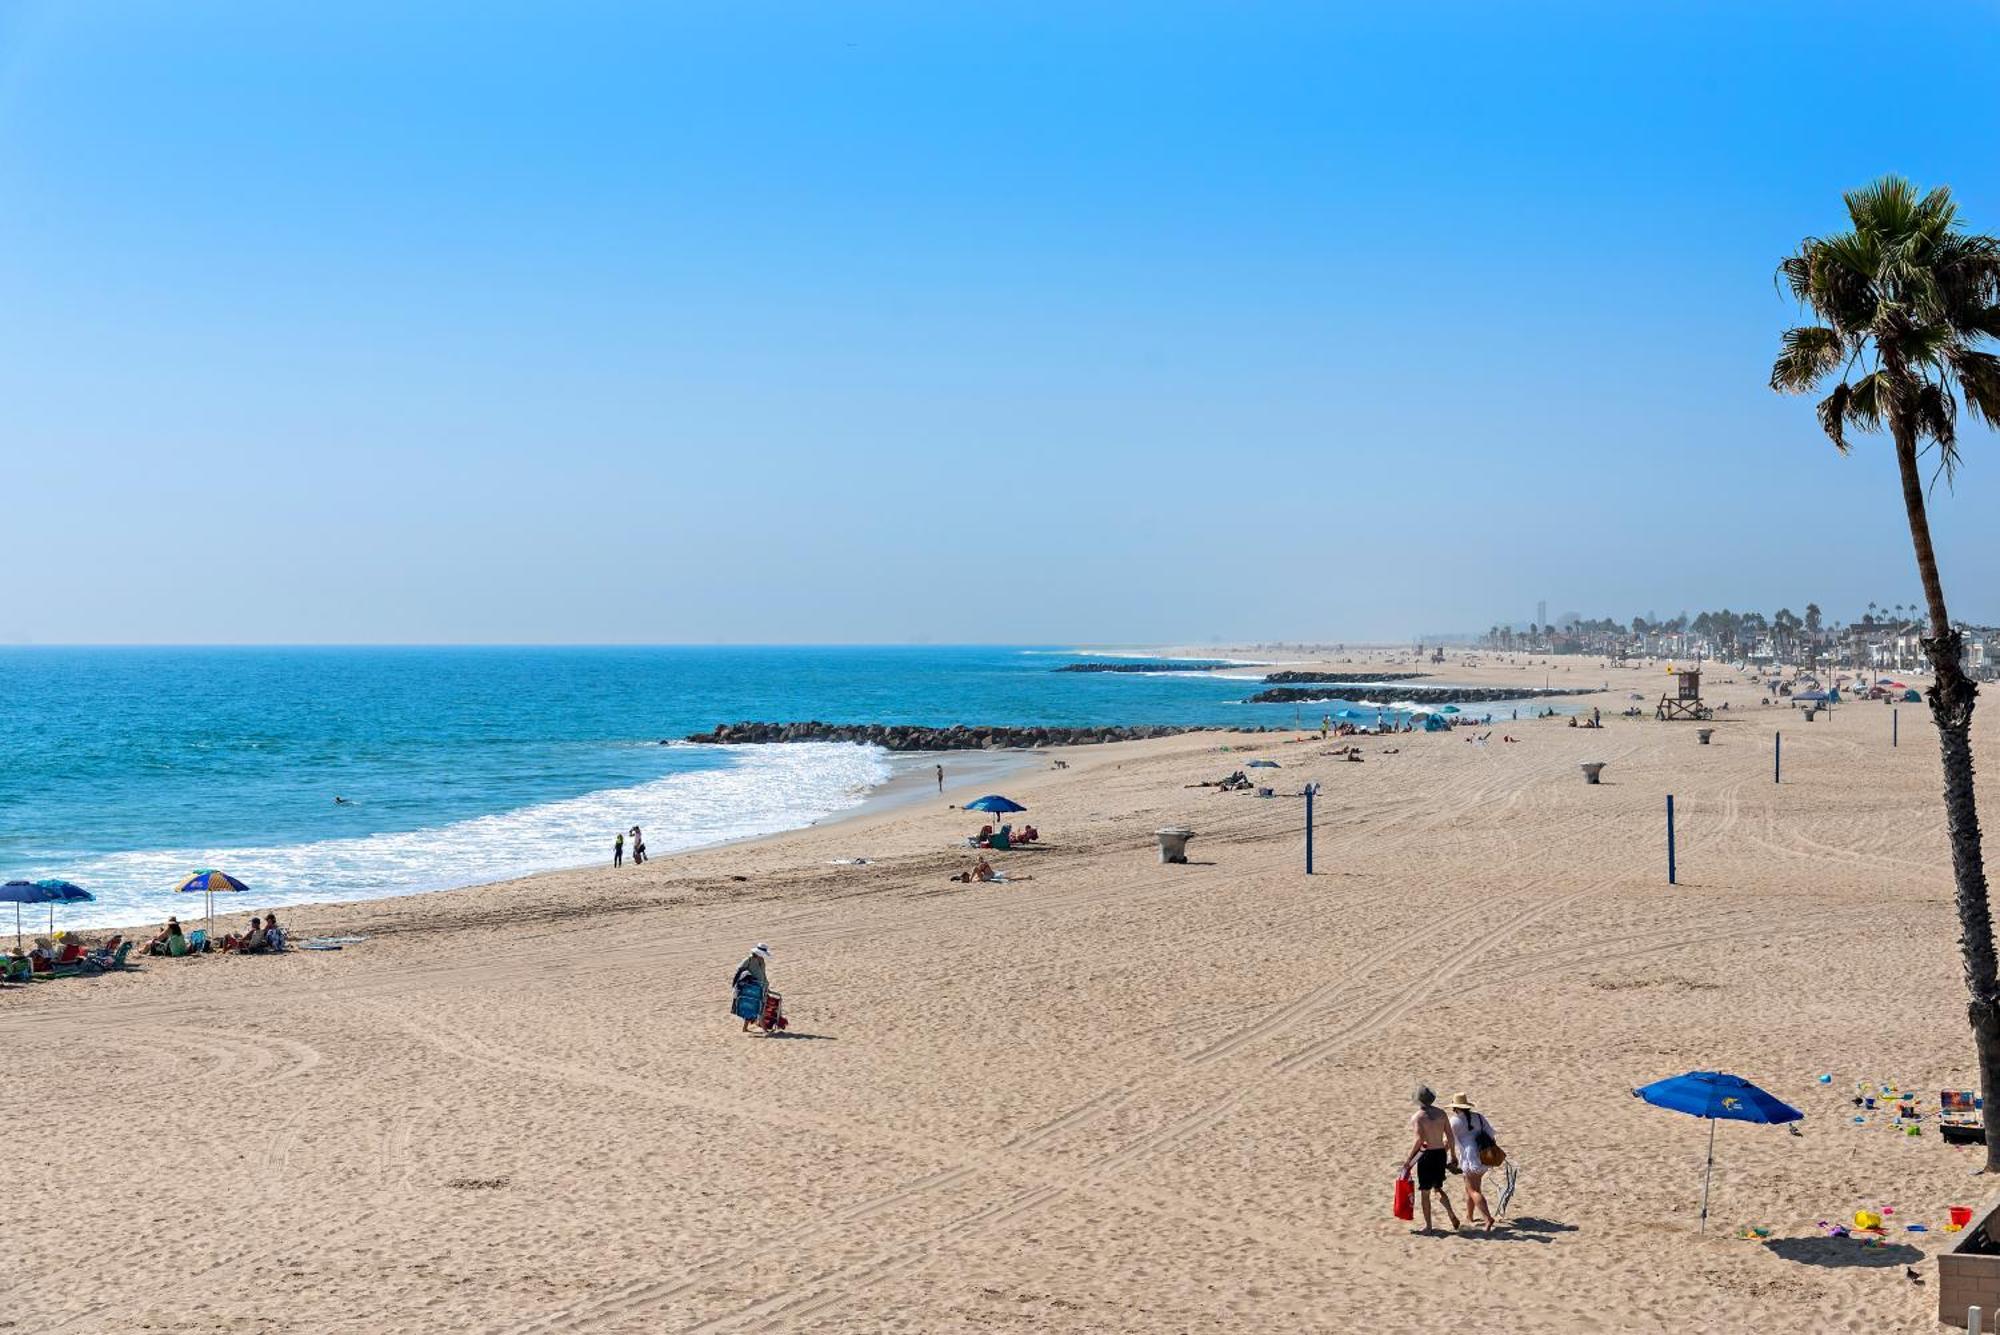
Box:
[176,869,250,937]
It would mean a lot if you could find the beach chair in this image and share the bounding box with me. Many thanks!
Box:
[987,826,1013,851]
[2,956,31,984]
[187,929,208,954]
[85,941,134,972]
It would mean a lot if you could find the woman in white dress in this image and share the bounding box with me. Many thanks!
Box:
[1444,1092,1500,1231]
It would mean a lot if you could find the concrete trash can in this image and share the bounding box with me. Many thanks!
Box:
[1156,827,1196,864]
[1697,728,1714,745]
[1937,1191,2000,1327]
[1580,762,1607,785]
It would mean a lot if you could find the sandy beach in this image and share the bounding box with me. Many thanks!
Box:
[5,650,1990,1332]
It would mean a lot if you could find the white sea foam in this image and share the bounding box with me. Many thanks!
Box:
[41,743,892,930]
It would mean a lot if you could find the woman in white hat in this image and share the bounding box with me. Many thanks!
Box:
[733,943,773,1033]
[1444,1093,1500,1231]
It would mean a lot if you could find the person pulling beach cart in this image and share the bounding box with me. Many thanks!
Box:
[731,943,788,1034]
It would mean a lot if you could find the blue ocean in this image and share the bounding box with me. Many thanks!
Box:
[0,645,1392,928]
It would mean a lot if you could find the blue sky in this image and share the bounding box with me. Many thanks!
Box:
[4,1,1998,644]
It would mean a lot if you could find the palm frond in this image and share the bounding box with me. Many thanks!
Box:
[1949,348,2000,428]
[1846,175,1919,237]
[1918,382,1961,483]
[1816,381,1853,451]
[1771,325,1847,392]
[1847,371,1886,431]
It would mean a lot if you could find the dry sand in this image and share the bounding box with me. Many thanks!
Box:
[5,651,1993,1332]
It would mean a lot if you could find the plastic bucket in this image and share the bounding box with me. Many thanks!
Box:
[1951,1205,1974,1228]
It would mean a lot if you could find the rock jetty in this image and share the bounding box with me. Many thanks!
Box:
[1053,661,1227,674]
[1246,685,1600,705]
[682,721,1263,751]
[1261,671,1430,684]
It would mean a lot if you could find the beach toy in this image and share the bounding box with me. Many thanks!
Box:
[1951,1205,1975,1228]
[1818,1220,1849,1238]
[1819,1074,1833,1084]
[1907,1224,1929,1232]
[1854,1209,1884,1230]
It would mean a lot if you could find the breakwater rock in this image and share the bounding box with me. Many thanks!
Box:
[682,721,1261,751]
[1054,661,1228,674]
[1246,685,1601,705]
[1261,670,1430,684]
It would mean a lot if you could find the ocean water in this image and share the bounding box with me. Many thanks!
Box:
[0,645,1352,928]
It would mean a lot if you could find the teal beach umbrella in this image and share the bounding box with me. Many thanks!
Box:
[33,880,94,943]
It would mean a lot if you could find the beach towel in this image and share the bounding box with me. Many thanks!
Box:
[1496,1160,1520,1216]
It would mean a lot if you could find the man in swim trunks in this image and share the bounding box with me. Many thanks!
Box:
[1402,1085,1461,1232]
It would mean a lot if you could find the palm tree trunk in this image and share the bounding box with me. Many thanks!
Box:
[1893,428,2000,1170]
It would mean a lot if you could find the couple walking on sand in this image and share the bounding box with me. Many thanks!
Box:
[1402,1086,1507,1232]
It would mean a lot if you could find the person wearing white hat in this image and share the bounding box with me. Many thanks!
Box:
[733,944,773,1033]
[1443,1093,1500,1231]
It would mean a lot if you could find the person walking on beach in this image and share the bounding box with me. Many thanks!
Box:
[936,763,944,793]
[613,831,624,868]
[1402,1086,1462,1233]
[1444,1092,1502,1231]
[630,826,646,864]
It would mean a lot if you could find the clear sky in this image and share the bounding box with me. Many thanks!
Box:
[4,1,1998,644]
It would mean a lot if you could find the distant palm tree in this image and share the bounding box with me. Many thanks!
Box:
[1772,175,2000,1167]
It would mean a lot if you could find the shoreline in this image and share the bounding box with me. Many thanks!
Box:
[70,742,1047,939]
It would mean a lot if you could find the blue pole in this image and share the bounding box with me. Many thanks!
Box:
[1667,794,1676,885]
[1304,782,1315,875]
[1774,731,1782,784]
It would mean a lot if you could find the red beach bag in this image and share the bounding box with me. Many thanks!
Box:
[1392,1174,1415,1221]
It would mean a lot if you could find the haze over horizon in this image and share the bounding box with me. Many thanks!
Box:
[5,2,1999,645]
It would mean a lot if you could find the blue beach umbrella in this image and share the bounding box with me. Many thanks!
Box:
[2,880,63,950]
[963,795,1026,815]
[176,869,250,937]
[1636,1071,1803,1232]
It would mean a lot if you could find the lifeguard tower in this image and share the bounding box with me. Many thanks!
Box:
[1656,666,1713,721]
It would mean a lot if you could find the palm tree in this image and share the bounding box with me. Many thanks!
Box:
[1771,175,2000,1168]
